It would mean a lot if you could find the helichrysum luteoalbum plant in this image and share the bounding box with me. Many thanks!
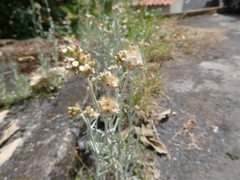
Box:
[60,42,143,180]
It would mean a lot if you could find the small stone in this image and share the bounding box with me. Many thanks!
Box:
[212,126,219,133]
[226,151,239,160]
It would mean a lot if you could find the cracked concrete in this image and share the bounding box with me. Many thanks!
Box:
[156,13,240,180]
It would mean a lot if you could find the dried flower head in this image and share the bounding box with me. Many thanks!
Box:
[107,65,118,70]
[114,44,143,70]
[60,43,95,77]
[78,64,95,77]
[99,70,119,90]
[91,77,97,83]
[87,87,90,93]
[84,106,99,119]
[98,96,119,115]
[67,103,82,117]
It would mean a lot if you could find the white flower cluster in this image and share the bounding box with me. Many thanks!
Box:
[65,43,144,118]
[84,106,99,119]
[60,44,95,78]
[98,96,120,115]
[114,44,143,70]
[68,103,99,119]
[67,103,83,118]
[99,70,119,90]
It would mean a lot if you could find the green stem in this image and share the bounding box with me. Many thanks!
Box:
[86,78,100,113]
[95,117,109,180]
[120,71,131,110]
[116,70,131,179]
[80,114,99,154]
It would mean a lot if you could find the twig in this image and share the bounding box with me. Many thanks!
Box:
[75,150,92,173]
[172,129,183,140]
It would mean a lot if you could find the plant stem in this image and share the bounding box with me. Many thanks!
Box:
[80,114,99,153]
[116,70,131,178]
[95,117,109,180]
[86,78,100,113]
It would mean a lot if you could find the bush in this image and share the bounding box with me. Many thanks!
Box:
[0,0,68,39]
[0,1,34,39]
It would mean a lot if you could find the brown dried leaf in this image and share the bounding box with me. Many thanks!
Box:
[28,67,67,87]
[49,67,67,76]
[141,124,154,137]
[18,56,35,62]
[136,110,151,124]
[146,123,154,129]
[0,110,9,123]
[158,109,176,122]
[174,32,186,40]
[0,121,20,146]
[28,68,47,87]
[140,136,168,155]
[152,170,161,180]
[134,126,141,134]
[134,125,154,137]
[120,129,129,139]
[0,137,22,166]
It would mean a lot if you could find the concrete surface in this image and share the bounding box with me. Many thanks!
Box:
[157,13,240,180]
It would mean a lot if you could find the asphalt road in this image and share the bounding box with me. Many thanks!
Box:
[157,13,240,180]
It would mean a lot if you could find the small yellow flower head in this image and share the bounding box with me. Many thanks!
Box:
[67,103,82,118]
[114,44,143,70]
[98,96,119,115]
[99,70,119,90]
[84,106,99,119]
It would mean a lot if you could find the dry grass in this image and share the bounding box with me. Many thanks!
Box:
[134,60,164,112]
[160,17,229,60]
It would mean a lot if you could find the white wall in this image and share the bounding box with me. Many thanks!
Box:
[170,0,184,13]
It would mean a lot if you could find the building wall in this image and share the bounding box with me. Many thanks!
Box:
[183,0,220,11]
[170,0,184,13]
[148,0,221,15]
[151,0,183,15]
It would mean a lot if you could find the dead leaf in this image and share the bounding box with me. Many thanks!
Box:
[18,56,35,62]
[134,125,154,137]
[141,124,154,137]
[146,123,154,129]
[136,110,152,124]
[49,67,67,76]
[28,68,47,87]
[183,118,197,130]
[120,129,129,139]
[28,67,67,87]
[152,170,161,180]
[140,136,168,155]
[174,32,186,40]
[0,121,20,146]
[0,137,22,166]
[0,110,9,123]
[158,109,176,122]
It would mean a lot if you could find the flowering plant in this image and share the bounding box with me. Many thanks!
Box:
[60,42,143,180]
